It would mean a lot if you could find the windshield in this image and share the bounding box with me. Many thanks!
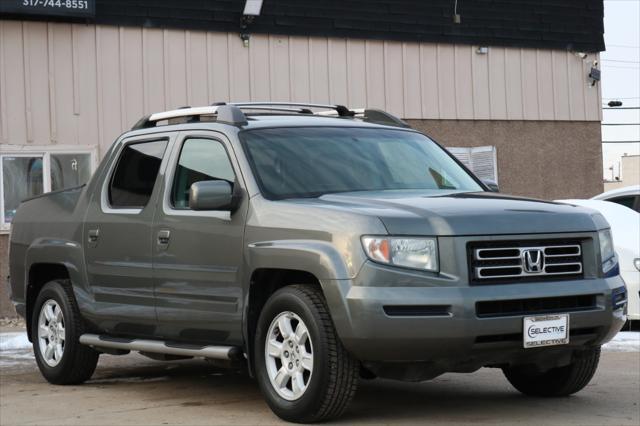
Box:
[241,127,484,200]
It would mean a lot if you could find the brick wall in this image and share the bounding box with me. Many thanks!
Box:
[408,119,604,200]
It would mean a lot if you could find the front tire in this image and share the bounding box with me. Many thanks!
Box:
[503,347,601,397]
[31,280,99,385]
[254,285,359,423]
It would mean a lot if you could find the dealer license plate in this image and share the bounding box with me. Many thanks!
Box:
[523,314,569,348]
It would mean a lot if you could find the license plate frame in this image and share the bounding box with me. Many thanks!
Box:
[523,314,570,348]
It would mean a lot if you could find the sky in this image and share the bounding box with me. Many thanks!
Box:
[600,0,640,180]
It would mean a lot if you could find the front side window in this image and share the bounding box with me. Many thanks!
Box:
[109,140,168,208]
[171,138,235,209]
[241,127,483,200]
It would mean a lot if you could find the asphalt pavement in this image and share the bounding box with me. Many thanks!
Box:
[1,329,638,426]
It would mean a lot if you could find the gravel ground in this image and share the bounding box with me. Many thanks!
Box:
[1,328,638,426]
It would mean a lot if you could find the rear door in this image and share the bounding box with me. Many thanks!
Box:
[83,134,173,335]
[152,131,248,345]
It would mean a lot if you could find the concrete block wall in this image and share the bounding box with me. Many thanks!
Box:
[0,234,14,317]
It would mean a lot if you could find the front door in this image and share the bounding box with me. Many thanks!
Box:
[152,132,247,345]
[83,136,172,336]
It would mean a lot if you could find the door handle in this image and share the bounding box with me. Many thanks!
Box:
[88,229,100,243]
[157,230,171,247]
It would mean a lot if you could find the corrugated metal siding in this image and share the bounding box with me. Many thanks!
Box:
[0,21,602,153]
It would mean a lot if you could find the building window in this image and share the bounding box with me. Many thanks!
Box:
[0,148,96,230]
[50,153,93,192]
[446,146,498,183]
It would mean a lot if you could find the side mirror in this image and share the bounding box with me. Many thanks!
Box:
[189,180,240,211]
[482,179,500,192]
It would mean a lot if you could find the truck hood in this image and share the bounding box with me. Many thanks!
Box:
[307,190,609,236]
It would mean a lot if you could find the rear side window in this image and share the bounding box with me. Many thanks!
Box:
[109,140,168,208]
[171,138,235,209]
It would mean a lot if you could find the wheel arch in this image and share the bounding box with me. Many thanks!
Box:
[25,263,71,341]
[244,268,321,376]
[24,239,89,341]
[242,240,358,375]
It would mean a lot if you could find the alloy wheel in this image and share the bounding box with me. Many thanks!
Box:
[265,311,314,401]
[37,299,66,367]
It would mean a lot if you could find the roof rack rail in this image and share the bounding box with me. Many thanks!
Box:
[233,106,314,114]
[130,102,409,130]
[131,104,247,130]
[359,109,411,128]
[317,108,410,128]
[231,102,354,116]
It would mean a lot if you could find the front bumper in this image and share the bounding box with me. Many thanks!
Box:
[324,263,626,365]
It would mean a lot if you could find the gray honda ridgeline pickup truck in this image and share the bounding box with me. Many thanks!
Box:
[9,103,627,423]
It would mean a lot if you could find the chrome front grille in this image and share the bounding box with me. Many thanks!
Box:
[469,241,584,283]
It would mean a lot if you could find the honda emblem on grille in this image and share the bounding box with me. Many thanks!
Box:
[522,249,544,273]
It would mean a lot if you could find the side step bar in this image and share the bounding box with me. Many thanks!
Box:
[79,334,241,360]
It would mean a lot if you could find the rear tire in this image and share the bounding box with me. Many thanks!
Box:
[254,285,359,423]
[503,347,601,397]
[31,280,99,385]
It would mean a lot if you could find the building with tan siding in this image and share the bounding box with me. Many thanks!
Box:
[0,0,607,316]
[604,155,640,191]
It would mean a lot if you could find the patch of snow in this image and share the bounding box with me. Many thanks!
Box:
[0,332,34,367]
[0,351,34,367]
[0,332,31,351]
[603,331,640,352]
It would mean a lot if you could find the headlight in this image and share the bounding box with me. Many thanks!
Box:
[598,229,617,274]
[634,258,640,272]
[361,236,438,271]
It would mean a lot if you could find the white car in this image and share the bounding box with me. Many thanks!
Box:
[557,199,640,322]
[592,185,640,213]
